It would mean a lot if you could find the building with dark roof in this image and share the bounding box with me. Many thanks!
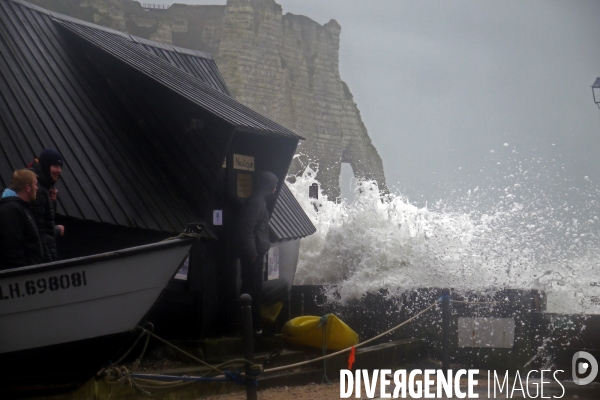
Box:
[0,0,315,336]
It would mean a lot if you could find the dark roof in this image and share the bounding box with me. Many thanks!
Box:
[53,17,302,139]
[135,38,231,96]
[0,0,207,232]
[34,10,232,96]
[270,183,316,242]
[16,0,231,96]
[0,0,312,240]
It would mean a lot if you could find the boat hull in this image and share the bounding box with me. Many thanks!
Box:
[0,239,193,397]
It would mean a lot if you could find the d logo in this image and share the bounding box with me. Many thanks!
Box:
[572,351,598,385]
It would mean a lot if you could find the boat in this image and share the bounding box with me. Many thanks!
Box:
[0,237,194,398]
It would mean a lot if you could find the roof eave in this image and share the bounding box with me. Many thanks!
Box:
[234,127,305,141]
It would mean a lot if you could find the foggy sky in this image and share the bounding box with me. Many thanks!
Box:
[147,0,600,205]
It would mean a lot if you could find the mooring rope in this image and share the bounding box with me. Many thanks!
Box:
[98,324,262,397]
[107,324,153,368]
[142,328,226,376]
[98,295,498,396]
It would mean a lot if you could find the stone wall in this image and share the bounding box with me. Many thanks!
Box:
[32,0,386,198]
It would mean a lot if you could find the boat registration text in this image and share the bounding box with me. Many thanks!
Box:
[0,271,88,301]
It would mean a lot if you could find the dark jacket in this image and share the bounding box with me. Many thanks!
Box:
[237,172,279,260]
[0,194,44,270]
[28,161,58,262]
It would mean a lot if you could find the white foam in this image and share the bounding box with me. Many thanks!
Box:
[288,162,600,313]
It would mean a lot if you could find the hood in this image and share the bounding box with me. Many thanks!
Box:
[254,171,278,198]
[0,195,27,206]
[1,188,17,199]
[29,161,52,189]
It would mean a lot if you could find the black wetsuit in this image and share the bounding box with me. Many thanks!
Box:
[237,171,278,331]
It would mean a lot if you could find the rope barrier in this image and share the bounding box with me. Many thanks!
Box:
[440,294,496,306]
[263,300,440,374]
[262,297,497,374]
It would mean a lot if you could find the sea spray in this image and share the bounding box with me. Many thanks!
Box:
[287,161,600,314]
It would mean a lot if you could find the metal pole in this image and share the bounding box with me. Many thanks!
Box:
[240,294,257,400]
[441,288,450,376]
[289,291,293,320]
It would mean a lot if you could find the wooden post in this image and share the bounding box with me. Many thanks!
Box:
[442,288,450,376]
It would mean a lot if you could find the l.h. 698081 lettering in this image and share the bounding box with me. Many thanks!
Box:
[0,271,87,300]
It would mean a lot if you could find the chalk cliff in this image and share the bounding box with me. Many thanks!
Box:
[32,0,387,198]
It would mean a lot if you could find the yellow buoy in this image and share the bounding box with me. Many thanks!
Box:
[281,314,359,351]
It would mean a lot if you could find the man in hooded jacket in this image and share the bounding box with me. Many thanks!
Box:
[28,149,65,262]
[237,171,279,334]
[0,169,43,270]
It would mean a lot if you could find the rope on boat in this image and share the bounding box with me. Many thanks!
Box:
[161,232,206,242]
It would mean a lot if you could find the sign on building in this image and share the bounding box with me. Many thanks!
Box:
[233,154,255,171]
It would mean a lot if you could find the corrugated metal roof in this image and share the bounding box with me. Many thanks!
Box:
[52,18,302,140]
[270,183,316,242]
[0,0,224,232]
[14,0,231,96]
[0,0,312,240]
[134,38,231,96]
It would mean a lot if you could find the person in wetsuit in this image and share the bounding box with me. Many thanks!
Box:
[237,171,279,334]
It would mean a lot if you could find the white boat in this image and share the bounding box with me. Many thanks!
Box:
[0,238,194,398]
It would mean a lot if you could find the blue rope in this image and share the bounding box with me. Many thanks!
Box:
[224,370,258,387]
